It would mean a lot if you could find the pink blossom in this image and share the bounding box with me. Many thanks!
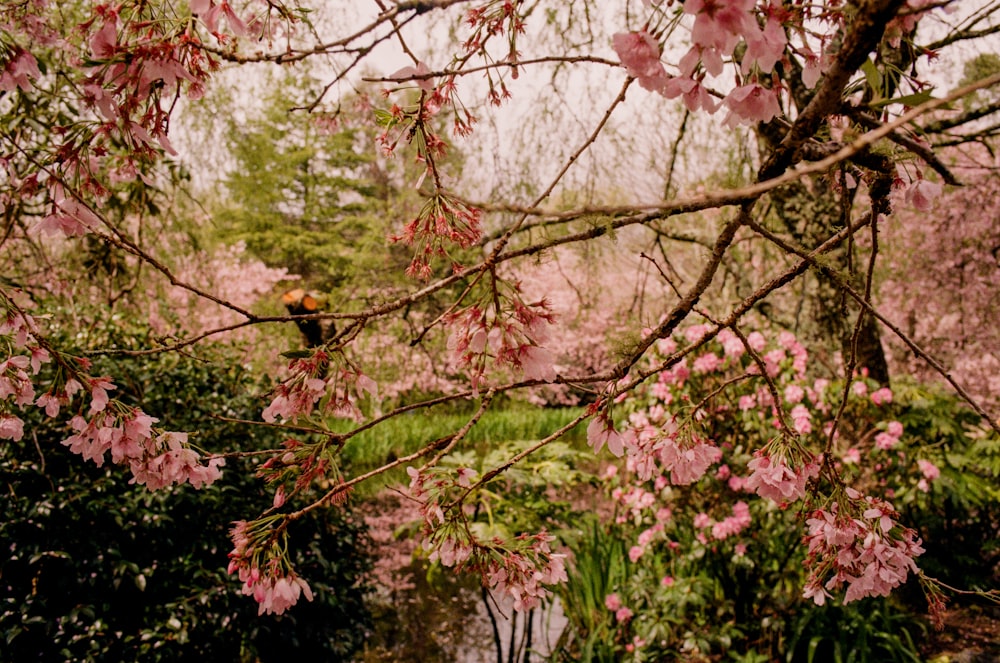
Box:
[683,323,712,344]
[662,75,721,113]
[431,536,473,567]
[587,415,625,457]
[803,498,923,605]
[717,328,745,357]
[658,435,721,485]
[790,404,812,435]
[906,179,942,211]
[604,593,622,611]
[745,453,819,503]
[520,345,557,381]
[88,376,116,414]
[628,545,645,562]
[612,31,670,92]
[874,432,898,450]
[684,0,756,54]
[661,575,674,587]
[693,512,712,529]
[0,48,42,92]
[742,15,786,74]
[887,421,903,438]
[0,414,25,441]
[852,381,868,397]
[247,573,315,616]
[843,448,861,464]
[455,466,478,488]
[36,392,61,417]
[391,61,435,92]
[746,331,766,351]
[724,83,781,125]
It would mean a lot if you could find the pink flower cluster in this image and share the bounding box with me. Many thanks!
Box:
[0,305,52,436]
[263,350,378,423]
[482,532,568,612]
[745,451,819,504]
[227,521,314,616]
[406,465,567,612]
[1,291,221,490]
[916,459,940,492]
[874,420,904,450]
[64,408,224,490]
[802,494,924,605]
[604,593,634,622]
[446,290,557,394]
[710,500,752,540]
[618,410,721,484]
[0,46,41,93]
[391,194,483,280]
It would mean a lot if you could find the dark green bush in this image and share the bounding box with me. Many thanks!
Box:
[1,327,373,662]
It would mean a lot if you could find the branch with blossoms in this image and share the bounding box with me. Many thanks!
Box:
[4,0,1000,625]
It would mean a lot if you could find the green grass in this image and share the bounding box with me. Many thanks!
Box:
[336,404,588,493]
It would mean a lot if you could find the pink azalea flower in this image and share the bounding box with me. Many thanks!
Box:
[746,331,767,352]
[692,352,722,373]
[605,593,622,611]
[870,387,893,405]
[917,459,940,481]
[717,328,746,357]
[615,606,634,622]
[784,384,805,404]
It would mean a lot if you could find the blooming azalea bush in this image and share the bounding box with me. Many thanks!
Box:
[555,324,999,660]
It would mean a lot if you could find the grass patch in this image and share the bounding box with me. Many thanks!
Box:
[338,404,588,493]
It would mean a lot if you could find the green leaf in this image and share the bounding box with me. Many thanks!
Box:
[869,90,936,109]
[861,58,883,100]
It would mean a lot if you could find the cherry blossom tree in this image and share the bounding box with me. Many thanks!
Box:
[2,0,1000,622]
